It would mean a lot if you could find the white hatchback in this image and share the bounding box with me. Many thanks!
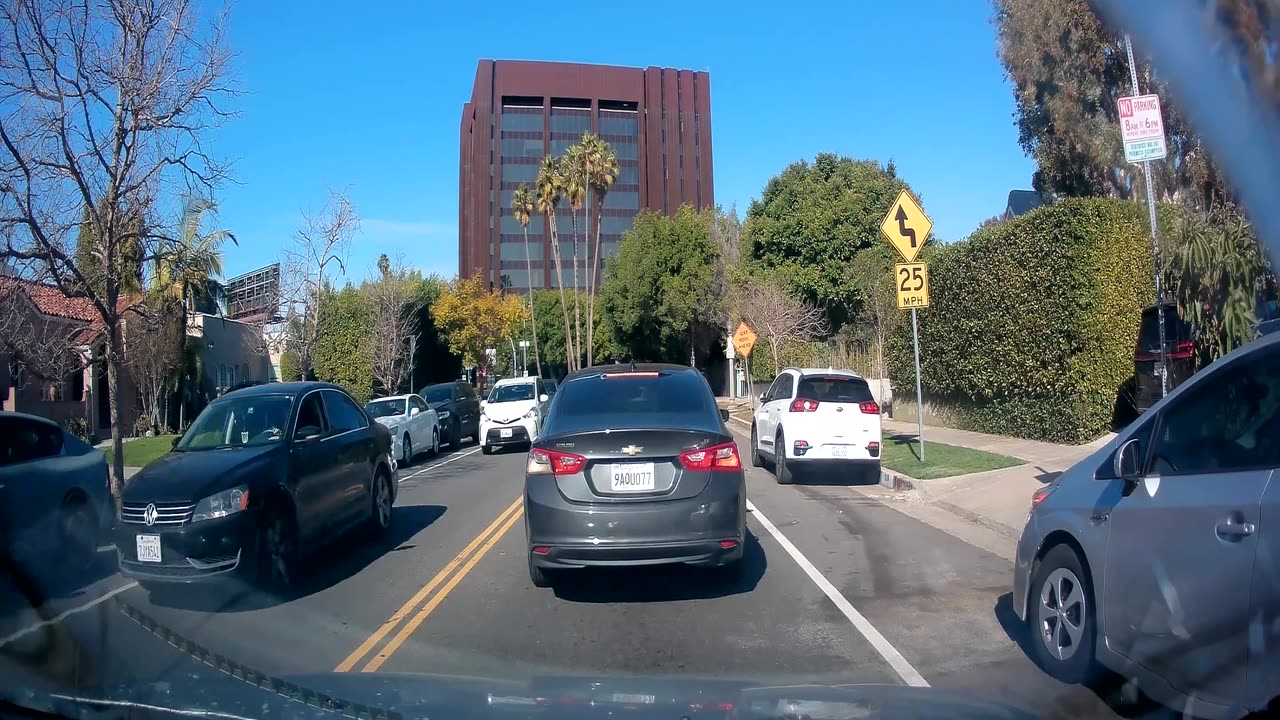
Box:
[749,368,882,483]
[479,377,549,454]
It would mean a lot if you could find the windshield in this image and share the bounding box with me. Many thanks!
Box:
[797,377,874,403]
[177,395,292,450]
[365,398,407,418]
[422,386,452,404]
[487,383,534,403]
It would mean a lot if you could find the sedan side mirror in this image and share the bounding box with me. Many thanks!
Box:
[1113,438,1143,482]
[720,408,731,422]
[410,407,420,416]
[539,393,549,403]
[758,392,766,403]
[480,400,488,409]
[295,425,323,443]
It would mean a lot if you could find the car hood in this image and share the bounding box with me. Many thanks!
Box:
[21,672,1034,720]
[427,399,453,412]
[484,399,535,423]
[375,414,409,429]
[121,444,281,503]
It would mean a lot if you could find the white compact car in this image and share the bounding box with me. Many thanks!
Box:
[750,368,883,484]
[365,394,440,468]
[479,377,550,455]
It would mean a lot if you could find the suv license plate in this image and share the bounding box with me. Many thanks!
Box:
[136,534,162,563]
[832,446,849,458]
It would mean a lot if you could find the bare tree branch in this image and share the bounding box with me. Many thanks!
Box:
[733,277,828,374]
[279,189,358,379]
[0,0,237,492]
[363,253,419,396]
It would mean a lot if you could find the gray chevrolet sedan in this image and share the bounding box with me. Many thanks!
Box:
[522,364,745,588]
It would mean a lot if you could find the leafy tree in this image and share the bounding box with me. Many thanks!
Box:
[278,349,302,382]
[531,289,617,375]
[313,284,374,404]
[848,243,902,399]
[742,154,917,330]
[432,274,526,372]
[74,202,145,297]
[993,0,1228,209]
[600,207,723,363]
[1170,205,1275,361]
[562,146,587,368]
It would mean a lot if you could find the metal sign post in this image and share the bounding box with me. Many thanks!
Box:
[880,190,934,461]
[910,308,925,462]
[1122,34,1170,398]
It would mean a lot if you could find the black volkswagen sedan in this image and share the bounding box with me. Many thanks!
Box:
[523,364,745,588]
[115,382,396,592]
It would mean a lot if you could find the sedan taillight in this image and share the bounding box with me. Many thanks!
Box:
[527,448,586,476]
[679,442,741,471]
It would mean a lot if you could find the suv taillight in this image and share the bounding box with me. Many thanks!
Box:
[679,442,742,471]
[527,448,586,476]
[859,401,880,414]
[789,398,819,412]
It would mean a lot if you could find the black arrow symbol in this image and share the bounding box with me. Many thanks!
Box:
[896,206,917,248]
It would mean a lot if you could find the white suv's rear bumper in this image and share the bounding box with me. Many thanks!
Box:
[788,442,880,462]
[778,415,881,461]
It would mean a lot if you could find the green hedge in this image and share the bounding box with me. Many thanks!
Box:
[885,198,1168,443]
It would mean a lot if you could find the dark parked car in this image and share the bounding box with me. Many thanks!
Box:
[418,381,481,448]
[115,382,395,591]
[0,412,111,577]
[1133,302,1196,413]
[523,364,745,588]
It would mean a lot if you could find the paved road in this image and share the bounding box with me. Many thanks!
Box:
[0,428,1135,718]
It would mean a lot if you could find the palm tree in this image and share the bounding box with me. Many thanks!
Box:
[536,155,575,371]
[583,135,618,367]
[154,197,236,427]
[511,184,542,378]
[561,145,588,369]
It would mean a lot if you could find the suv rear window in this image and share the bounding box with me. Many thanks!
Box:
[1138,306,1193,351]
[547,370,717,431]
[797,376,874,403]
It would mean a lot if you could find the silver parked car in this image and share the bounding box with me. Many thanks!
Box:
[1013,331,1280,719]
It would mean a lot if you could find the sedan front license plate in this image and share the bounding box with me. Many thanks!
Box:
[832,445,849,458]
[500,428,513,438]
[611,462,655,492]
[136,534,162,563]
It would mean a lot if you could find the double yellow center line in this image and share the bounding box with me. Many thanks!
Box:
[334,495,524,673]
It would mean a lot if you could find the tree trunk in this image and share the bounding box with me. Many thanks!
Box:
[106,324,124,498]
[570,209,583,370]
[769,338,780,380]
[548,214,574,371]
[586,191,604,367]
[522,226,543,378]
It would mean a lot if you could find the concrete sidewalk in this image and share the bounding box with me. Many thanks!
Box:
[882,419,1116,535]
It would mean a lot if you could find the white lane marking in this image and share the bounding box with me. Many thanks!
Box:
[746,498,930,688]
[0,581,138,649]
[398,446,483,483]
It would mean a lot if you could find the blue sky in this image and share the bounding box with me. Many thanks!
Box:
[209,0,1034,284]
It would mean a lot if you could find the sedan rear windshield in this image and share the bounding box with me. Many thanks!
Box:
[797,376,874,403]
[1138,306,1193,350]
[546,371,717,432]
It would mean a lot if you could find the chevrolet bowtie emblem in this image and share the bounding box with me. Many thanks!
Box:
[621,445,643,456]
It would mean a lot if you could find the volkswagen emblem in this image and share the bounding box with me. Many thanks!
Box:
[143,503,158,527]
[621,445,643,456]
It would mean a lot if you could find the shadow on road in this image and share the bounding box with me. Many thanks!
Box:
[550,531,766,603]
[1,546,118,610]
[141,504,448,613]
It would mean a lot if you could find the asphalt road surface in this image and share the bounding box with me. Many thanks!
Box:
[0,424,1142,718]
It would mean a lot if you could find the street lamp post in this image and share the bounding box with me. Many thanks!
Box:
[519,340,531,377]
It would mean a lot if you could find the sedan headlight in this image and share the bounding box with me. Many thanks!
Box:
[387,424,401,436]
[437,409,451,420]
[192,485,250,523]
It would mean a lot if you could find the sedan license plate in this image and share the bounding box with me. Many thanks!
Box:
[500,428,513,438]
[136,534,162,563]
[610,462,655,492]
[832,445,849,458]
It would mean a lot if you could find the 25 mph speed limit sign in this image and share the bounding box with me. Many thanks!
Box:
[895,263,930,309]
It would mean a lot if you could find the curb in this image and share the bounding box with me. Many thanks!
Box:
[879,469,917,492]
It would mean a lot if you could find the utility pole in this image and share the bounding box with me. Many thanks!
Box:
[408,332,417,393]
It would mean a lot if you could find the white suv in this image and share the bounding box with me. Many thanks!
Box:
[479,377,548,455]
[750,368,882,484]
